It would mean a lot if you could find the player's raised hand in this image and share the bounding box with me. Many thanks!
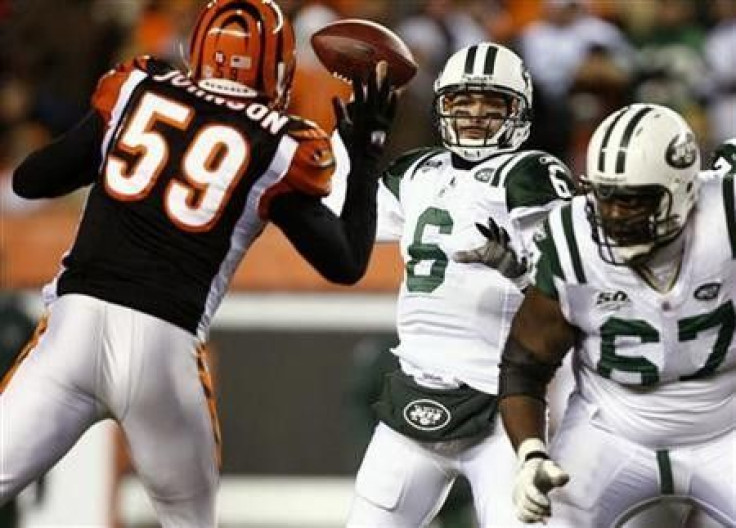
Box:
[512,439,569,523]
[332,61,398,166]
[453,217,529,290]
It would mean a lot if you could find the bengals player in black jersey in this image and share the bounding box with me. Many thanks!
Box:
[3,0,397,525]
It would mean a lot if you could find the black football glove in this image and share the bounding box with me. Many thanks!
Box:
[453,217,530,290]
[332,63,397,167]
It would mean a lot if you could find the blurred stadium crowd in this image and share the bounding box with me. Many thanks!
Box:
[0,0,734,222]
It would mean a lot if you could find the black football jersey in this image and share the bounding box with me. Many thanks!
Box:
[53,57,335,337]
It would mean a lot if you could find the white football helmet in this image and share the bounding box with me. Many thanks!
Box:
[434,43,532,162]
[583,103,701,265]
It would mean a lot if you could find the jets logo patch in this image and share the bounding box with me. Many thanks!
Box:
[474,168,495,183]
[694,282,720,301]
[666,133,698,169]
[403,399,451,431]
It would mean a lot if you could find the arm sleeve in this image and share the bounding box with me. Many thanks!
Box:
[12,111,103,199]
[267,120,379,284]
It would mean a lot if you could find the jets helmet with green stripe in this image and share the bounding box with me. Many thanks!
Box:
[433,43,532,162]
[583,103,700,265]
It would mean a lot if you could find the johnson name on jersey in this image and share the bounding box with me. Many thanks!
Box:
[47,57,335,339]
[378,147,574,393]
[533,175,736,446]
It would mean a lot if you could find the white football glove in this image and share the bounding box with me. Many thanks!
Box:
[453,218,530,291]
[513,438,570,524]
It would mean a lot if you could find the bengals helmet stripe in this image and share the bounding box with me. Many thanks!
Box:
[188,0,295,108]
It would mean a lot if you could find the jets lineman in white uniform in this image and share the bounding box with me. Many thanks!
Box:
[499,104,736,527]
[343,44,575,527]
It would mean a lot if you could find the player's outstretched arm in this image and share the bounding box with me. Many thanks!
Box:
[12,111,103,199]
[270,63,397,284]
[499,287,575,523]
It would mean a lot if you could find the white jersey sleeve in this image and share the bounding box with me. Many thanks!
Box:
[502,150,576,259]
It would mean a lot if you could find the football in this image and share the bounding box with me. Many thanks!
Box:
[311,19,418,88]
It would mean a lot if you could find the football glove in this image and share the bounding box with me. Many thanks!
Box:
[513,438,569,524]
[332,61,397,167]
[453,217,530,290]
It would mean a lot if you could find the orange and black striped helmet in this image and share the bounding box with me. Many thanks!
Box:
[188,0,296,109]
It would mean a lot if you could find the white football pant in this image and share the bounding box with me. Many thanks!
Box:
[0,294,219,527]
[347,419,524,527]
[544,392,736,528]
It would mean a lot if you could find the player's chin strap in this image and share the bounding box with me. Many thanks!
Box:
[452,218,530,291]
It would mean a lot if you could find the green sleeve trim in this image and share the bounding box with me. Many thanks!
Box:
[723,176,736,259]
[382,172,402,201]
[381,147,441,201]
[533,219,564,299]
[561,205,586,284]
[491,156,516,187]
[505,151,574,211]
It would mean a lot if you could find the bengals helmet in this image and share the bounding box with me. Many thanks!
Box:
[188,0,296,109]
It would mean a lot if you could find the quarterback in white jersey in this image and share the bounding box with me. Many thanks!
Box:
[499,104,736,527]
[345,43,574,527]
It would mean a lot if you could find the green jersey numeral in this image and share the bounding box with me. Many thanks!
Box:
[406,207,453,293]
[598,318,660,385]
[597,301,735,385]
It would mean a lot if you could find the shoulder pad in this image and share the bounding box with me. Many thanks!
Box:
[284,120,335,195]
[505,151,576,211]
[286,117,330,141]
[382,147,443,201]
[258,122,335,219]
[91,57,151,125]
[109,55,173,76]
[139,56,176,76]
[385,147,443,179]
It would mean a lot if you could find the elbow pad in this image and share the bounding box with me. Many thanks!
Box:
[499,335,560,402]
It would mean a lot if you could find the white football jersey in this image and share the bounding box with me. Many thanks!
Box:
[533,176,736,446]
[377,147,573,393]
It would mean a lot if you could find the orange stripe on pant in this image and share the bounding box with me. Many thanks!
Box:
[197,343,222,470]
[0,315,48,393]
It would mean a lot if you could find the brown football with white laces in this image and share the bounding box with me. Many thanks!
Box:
[310,18,418,88]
